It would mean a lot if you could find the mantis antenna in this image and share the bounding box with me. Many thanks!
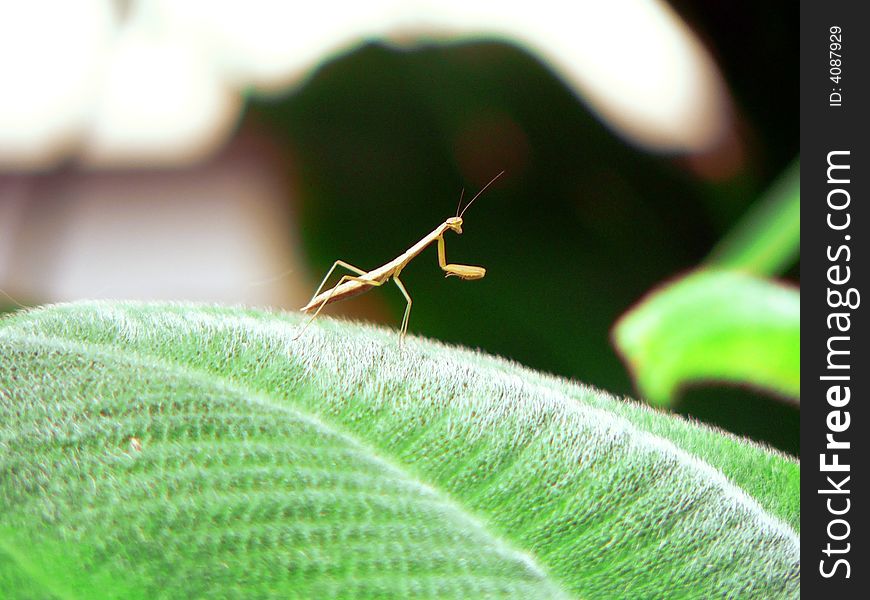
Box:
[455,188,465,218]
[459,170,505,219]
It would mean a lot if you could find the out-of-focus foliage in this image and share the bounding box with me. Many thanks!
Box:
[708,160,800,276]
[614,158,800,408]
[613,270,799,407]
[1,302,799,598]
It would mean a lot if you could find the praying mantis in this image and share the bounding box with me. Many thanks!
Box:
[297,171,504,342]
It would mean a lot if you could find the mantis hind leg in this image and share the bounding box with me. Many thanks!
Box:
[393,276,413,344]
[294,274,382,340]
[309,260,368,303]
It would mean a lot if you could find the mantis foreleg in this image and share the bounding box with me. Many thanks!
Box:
[436,236,486,280]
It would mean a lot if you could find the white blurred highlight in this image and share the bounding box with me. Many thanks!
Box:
[0,0,732,169]
[83,19,239,167]
[150,0,390,90]
[528,0,730,153]
[0,1,113,168]
[387,0,730,153]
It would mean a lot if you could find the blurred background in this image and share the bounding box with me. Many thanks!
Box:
[0,1,798,453]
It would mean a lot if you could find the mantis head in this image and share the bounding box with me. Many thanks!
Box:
[446,216,463,234]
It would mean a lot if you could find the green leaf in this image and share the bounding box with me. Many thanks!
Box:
[613,270,800,407]
[1,302,798,598]
[707,159,800,276]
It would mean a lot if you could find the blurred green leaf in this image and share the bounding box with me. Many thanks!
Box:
[613,270,799,407]
[1,302,798,598]
[707,159,800,275]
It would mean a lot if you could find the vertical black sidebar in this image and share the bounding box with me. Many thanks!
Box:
[801,1,868,596]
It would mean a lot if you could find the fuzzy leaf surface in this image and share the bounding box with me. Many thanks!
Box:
[1,302,799,598]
